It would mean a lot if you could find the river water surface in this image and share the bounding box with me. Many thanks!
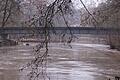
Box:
[0,43,120,80]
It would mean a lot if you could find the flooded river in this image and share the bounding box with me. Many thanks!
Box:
[0,43,120,80]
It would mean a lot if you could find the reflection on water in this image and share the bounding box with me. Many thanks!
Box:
[0,43,120,80]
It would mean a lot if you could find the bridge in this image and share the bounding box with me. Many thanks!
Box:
[0,27,119,41]
[0,27,119,34]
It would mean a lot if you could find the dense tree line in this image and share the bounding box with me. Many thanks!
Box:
[80,0,120,50]
[0,0,21,27]
[81,0,120,27]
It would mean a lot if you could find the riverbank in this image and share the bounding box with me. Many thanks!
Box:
[107,36,120,51]
[110,45,120,51]
[0,39,18,47]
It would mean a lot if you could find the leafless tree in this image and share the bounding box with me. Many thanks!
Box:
[0,0,21,27]
[20,0,75,80]
[80,0,120,50]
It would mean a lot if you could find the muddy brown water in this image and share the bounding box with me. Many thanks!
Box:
[0,42,120,80]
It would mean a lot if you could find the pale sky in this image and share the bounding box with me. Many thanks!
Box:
[72,0,106,9]
[23,0,106,9]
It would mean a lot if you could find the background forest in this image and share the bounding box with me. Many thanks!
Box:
[0,0,120,50]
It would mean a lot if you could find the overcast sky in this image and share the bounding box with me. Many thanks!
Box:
[24,0,106,9]
[72,0,106,9]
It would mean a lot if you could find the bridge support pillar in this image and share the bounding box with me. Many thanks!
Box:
[0,34,18,47]
[0,34,8,40]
